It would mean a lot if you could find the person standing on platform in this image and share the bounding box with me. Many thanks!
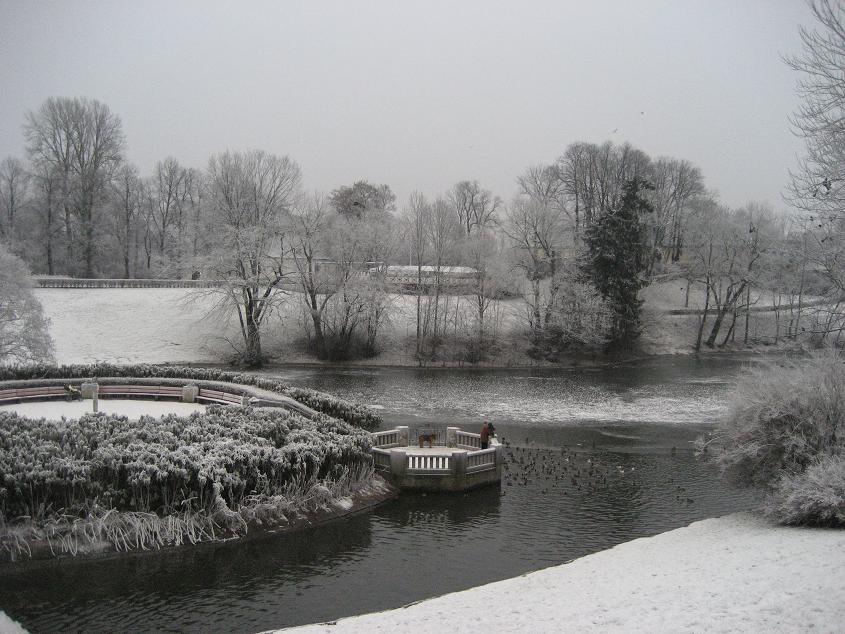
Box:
[480,421,490,450]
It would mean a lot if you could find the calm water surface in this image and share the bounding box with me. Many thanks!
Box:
[0,355,764,633]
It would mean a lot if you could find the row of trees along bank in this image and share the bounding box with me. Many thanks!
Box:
[3,70,845,365]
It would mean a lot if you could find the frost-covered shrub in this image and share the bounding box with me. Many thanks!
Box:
[0,405,372,520]
[0,247,54,364]
[0,363,381,429]
[767,455,845,526]
[709,353,845,488]
[707,353,845,525]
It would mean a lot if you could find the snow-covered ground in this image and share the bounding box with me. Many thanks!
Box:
[280,512,845,634]
[0,611,27,634]
[0,399,206,419]
[34,286,699,365]
[36,288,247,364]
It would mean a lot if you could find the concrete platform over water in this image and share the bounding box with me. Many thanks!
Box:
[371,426,502,492]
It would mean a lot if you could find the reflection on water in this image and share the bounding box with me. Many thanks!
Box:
[0,514,376,633]
[0,356,765,633]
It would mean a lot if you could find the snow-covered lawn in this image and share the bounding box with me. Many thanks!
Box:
[35,282,810,366]
[36,288,246,364]
[0,611,26,634]
[280,512,845,634]
[0,399,205,419]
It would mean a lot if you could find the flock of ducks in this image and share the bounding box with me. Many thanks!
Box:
[498,436,694,505]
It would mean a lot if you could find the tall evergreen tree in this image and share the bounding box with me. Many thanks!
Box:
[580,178,653,348]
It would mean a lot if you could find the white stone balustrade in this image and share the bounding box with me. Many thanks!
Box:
[371,425,501,491]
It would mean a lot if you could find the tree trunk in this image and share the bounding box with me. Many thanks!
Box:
[415,263,423,355]
[531,276,542,346]
[244,308,262,366]
[63,203,74,274]
[794,244,807,340]
[84,213,95,277]
[45,186,55,275]
[310,308,326,359]
[694,275,711,352]
[123,209,132,278]
[743,286,751,345]
[720,309,737,347]
[705,282,746,348]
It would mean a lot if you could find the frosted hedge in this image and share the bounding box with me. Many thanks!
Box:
[0,405,372,520]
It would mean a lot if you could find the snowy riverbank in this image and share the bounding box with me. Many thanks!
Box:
[35,286,774,368]
[279,512,845,633]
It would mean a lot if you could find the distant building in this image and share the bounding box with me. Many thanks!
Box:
[376,265,478,292]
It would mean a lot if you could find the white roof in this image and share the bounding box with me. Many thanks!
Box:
[382,265,477,275]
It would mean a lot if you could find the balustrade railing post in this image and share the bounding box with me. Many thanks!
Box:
[446,427,459,448]
[182,384,199,403]
[452,450,467,479]
[493,440,503,477]
[390,450,407,478]
[396,426,409,446]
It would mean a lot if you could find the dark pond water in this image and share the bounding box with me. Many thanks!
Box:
[0,355,765,633]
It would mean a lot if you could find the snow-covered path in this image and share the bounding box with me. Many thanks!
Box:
[280,512,845,633]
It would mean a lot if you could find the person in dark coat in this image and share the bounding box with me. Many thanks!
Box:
[480,421,490,450]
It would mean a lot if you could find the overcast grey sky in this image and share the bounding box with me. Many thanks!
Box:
[0,0,814,209]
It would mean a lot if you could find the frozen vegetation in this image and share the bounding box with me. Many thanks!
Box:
[0,364,386,560]
[0,404,375,560]
[706,354,845,527]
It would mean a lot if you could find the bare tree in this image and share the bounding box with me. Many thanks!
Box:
[24,97,124,277]
[517,164,565,209]
[782,1,845,339]
[648,157,704,272]
[505,196,569,347]
[329,180,396,219]
[785,0,845,218]
[149,157,190,263]
[448,180,502,235]
[403,191,432,355]
[558,143,591,236]
[289,193,336,357]
[465,230,506,359]
[427,197,462,351]
[110,164,142,278]
[290,191,397,359]
[29,162,62,274]
[139,179,156,272]
[199,149,301,366]
[182,168,206,261]
[0,157,29,243]
[684,201,770,349]
[557,141,652,236]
